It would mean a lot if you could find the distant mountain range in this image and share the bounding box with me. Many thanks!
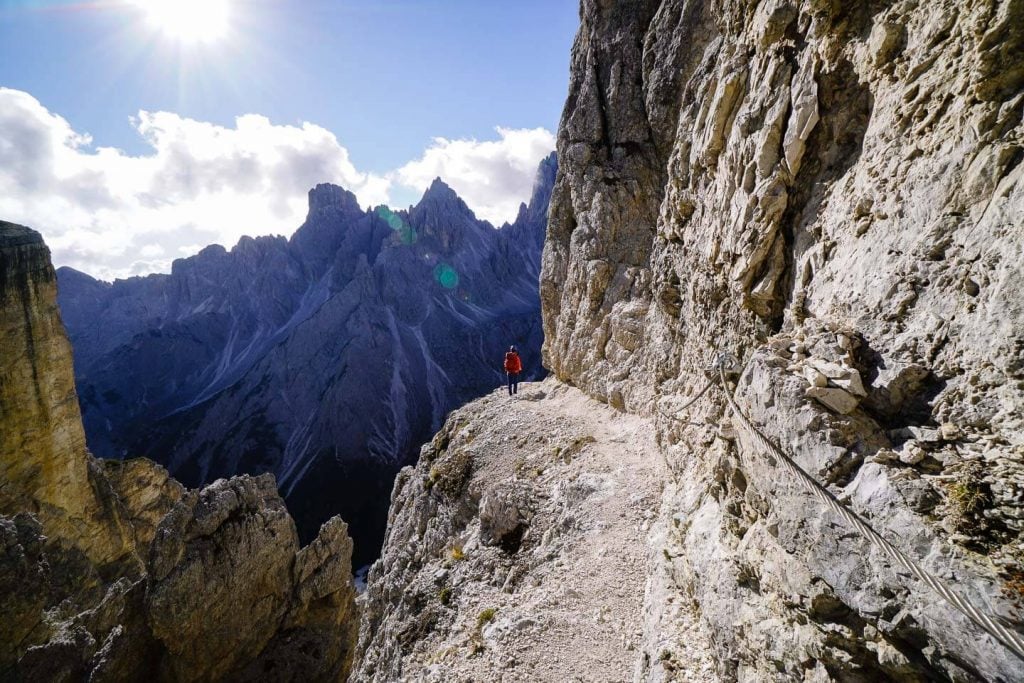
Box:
[57,152,555,563]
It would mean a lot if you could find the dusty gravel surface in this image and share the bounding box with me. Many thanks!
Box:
[355,378,717,682]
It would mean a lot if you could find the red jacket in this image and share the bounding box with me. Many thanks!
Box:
[504,351,522,374]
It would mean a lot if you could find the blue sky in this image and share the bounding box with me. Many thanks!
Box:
[0,0,577,278]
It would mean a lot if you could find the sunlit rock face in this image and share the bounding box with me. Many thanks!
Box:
[0,221,139,582]
[541,0,1023,680]
[58,153,555,563]
[1,223,358,681]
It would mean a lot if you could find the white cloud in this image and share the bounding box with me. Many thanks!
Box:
[0,88,554,281]
[393,127,556,225]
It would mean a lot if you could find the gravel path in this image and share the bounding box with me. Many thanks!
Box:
[495,381,662,680]
[388,379,717,682]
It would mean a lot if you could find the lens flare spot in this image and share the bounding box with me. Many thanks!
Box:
[376,206,417,244]
[434,264,459,289]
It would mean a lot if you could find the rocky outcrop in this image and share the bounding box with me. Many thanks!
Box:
[147,475,307,680]
[103,458,184,550]
[144,474,357,682]
[354,380,686,681]
[245,516,359,681]
[540,1,1024,680]
[0,224,357,681]
[0,221,138,581]
[5,482,358,682]
[58,155,555,561]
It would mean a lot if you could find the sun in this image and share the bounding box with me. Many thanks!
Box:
[133,0,231,44]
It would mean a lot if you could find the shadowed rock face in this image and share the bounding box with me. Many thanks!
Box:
[58,153,556,564]
[540,0,1023,680]
[146,474,358,682]
[1,223,358,681]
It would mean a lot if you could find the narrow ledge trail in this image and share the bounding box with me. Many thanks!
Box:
[356,378,717,682]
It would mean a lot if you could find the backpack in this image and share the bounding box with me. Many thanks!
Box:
[504,351,521,373]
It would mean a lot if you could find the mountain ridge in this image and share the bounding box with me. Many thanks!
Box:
[57,152,556,563]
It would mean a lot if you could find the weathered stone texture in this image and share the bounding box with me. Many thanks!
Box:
[103,458,184,551]
[242,516,359,681]
[541,1,1024,680]
[1,223,358,681]
[0,221,138,577]
[146,474,300,680]
[0,514,49,670]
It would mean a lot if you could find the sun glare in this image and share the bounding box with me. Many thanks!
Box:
[133,0,231,44]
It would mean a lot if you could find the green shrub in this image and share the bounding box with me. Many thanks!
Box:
[477,607,497,627]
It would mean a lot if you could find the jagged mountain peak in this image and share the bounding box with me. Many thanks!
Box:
[170,242,228,277]
[532,151,557,196]
[54,265,98,284]
[414,177,477,218]
[423,176,457,199]
[307,182,363,218]
[407,177,491,253]
[195,243,228,259]
[231,233,288,256]
[511,151,558,228]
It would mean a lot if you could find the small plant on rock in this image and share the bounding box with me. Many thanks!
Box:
[944,464,990,537]
[477,607,496,627]
[468,607,498,655]
[949,480,985,520]
[425,466,440,490]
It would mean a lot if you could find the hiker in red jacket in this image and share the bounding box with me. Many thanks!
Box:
[504,345,522,396]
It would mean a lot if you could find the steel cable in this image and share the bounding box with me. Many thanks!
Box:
[712,364,1024,661]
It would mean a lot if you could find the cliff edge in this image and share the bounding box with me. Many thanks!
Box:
[0,222,358,681]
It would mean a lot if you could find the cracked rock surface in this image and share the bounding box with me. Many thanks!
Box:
[539,0,1024,680]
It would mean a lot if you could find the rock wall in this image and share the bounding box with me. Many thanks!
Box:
[541,1,1023,680]
[0,221,138,579]
[0,223,358,681]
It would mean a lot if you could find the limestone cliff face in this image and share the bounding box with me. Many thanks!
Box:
[0,223,357,681]
[541,1,1024,681]
[0,220,139,581]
